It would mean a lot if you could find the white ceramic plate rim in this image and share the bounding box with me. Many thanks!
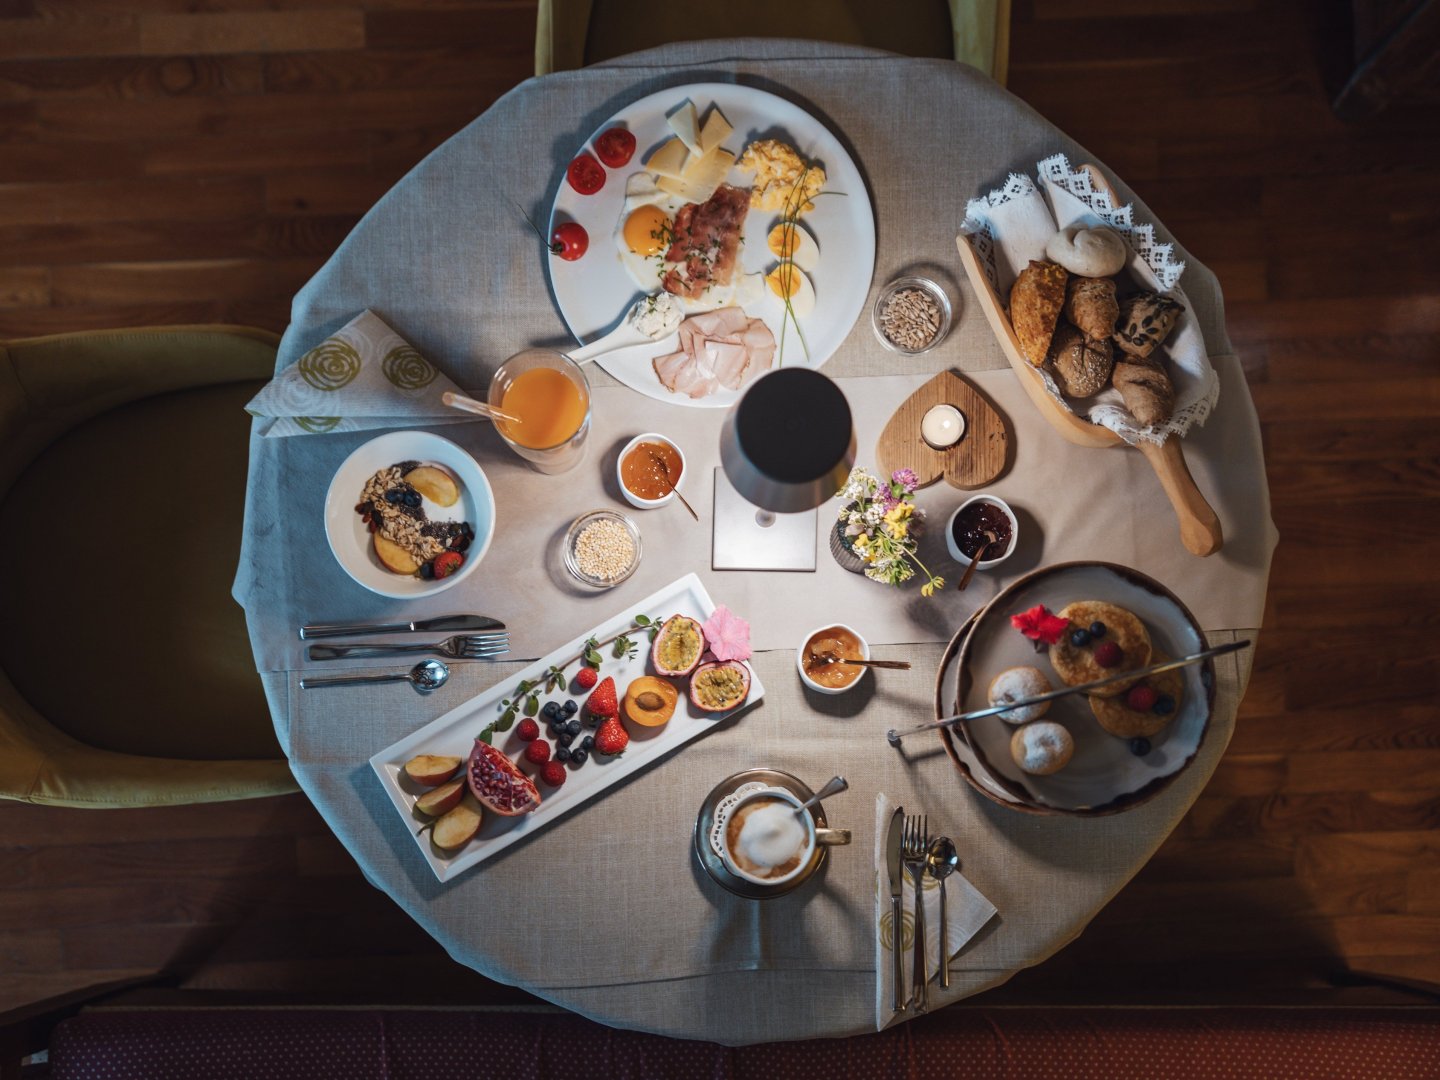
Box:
[323,431,495,600]
[546,81,876,409]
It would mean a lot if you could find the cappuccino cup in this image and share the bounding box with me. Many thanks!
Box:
[720,787,825,887]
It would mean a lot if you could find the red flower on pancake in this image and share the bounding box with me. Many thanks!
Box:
[1010,604,1069,646]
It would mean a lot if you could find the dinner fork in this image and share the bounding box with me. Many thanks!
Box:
[902,814,930,1012]
[306,632,508,662]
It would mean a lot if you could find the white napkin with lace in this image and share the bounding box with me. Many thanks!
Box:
[962,153,1219,446]
[245,310,471,437]
[873,793,995,1029]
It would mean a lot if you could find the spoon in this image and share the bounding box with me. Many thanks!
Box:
[925,836,960,990]
[300,659,449,693]
[812,651,912,671]
[955,529,997,592]
[567,295,681,364]
[795,775,848,815]
[646,448,699,522]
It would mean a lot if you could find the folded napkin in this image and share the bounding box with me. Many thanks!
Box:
[245,310,473,437]
[962,153,1219,446]
[873,793,996,1029]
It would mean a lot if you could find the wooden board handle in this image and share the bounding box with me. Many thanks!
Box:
[1136,437,1223,557]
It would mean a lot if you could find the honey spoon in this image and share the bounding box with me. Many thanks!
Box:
[646,448,699,522]
[955,529,997,592]
[812,651,912,671]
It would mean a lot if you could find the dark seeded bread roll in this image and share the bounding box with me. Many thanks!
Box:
[1114,292,1184,359]
[1047,323,1114,398]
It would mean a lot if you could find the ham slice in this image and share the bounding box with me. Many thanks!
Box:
[662,184,750,300]
[652,309,776,399]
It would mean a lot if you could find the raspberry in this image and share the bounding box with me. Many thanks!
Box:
[1125,685,1159,712]
[575,667,598,691]
[523,740,550,765]
[515,718,540,743]
[1093,641,1124,668]
[540,760,567,787]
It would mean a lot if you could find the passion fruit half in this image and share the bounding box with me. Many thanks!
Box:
[689,660,751,713]
[651,614,704,678]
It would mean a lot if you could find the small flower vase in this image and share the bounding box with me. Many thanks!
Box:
[830,522,867,574]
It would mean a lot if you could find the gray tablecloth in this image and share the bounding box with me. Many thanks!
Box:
[236,39,1277,1045]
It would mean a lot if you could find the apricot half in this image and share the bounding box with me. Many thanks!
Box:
[622,676,678,727]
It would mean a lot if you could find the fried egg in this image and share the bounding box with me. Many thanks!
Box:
[766,220,819,272]
[614,174,678,292]
[765,261,815,318]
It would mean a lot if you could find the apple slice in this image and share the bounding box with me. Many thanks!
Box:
[431,799,483,850]
[415,778,464,817]
[374,532,421,575]
[404,754,461,786]
[404,465,459,508]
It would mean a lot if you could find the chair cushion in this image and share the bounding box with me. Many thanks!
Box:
[0,379,280,762]
[585,0,955,64]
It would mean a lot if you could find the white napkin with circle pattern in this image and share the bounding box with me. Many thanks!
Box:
[874,792,996,1030]
[245,310,471,437]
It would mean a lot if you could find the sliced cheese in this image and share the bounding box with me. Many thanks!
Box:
[644,137,689,180]
[698,108,733,155]
[679,147,736,203]
[667,101,702,156]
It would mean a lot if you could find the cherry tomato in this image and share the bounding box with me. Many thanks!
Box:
[566,152,605,195]
[594,127,636,169]
[550,221,588,261]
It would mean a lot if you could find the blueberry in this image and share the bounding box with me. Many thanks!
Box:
[565,719,581,736]
[1153,695,1176,715]
[403,490,421,508]
[563,700,579,716]
[570,748,588,766]
[1070,628,1091,647]
[1129,737,1151,756]
[419,561,434,580]
[581,735,594,750]
[1090,621,1107,638]
[542,701,559,718]
[454,535,471,553]
[383,489,402,504]
[558,732,574,748]
[554,746,571,762]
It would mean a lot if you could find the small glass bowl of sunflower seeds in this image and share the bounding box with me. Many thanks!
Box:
[872,276,953,355]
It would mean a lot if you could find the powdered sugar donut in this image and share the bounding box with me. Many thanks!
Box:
[1045,226,1128,278]
[1010,721,1074,776]
[987,666,1052,725]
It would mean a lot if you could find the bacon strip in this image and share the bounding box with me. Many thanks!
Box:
[662,184,750,300]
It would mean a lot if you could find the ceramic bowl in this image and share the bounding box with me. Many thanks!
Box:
[616,433,686,510]
[796,623,871,695]
[945,494,1018,571]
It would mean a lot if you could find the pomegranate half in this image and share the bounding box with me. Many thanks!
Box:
[467,739,541,816]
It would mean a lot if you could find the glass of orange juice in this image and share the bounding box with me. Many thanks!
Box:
[487,349,591,474]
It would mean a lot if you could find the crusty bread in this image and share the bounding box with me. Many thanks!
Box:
[1064,276,1120,340]
[1112,359,1175,426]
[1114,291,1185,360]
[1048,323,1114,398]
[1008,260,1068,367]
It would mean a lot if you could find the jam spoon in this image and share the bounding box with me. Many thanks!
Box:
[955,530,997,592]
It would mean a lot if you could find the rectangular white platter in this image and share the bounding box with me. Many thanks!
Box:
[369,573,764,882]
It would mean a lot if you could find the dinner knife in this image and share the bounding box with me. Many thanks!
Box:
[299,615,505,640]
[885,806,906,1014]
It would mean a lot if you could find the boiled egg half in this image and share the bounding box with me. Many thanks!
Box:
[765,260,815,317]
[766,220,819,272]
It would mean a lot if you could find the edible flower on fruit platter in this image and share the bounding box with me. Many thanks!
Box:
[1010,604,1069,648]
[834,467,945,597]
[702,605,751,663]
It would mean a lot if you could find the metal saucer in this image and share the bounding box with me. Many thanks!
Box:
[694,769,829,899]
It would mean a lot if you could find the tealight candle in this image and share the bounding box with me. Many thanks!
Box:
[921,404,966,450]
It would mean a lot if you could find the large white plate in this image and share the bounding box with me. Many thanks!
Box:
[547,82,876,409]
[954,562,1213,815]
[369,573,765,881]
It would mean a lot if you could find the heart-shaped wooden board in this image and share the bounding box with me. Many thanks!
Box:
[875,370,1010,490]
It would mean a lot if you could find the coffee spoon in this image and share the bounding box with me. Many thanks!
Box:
[926,837,960,990]
[300,659,449,693]
[956,529,997,591]
[795,775,848,815]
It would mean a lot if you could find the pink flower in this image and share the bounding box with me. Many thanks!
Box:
[892,468,919,494]
[702,605,751,662]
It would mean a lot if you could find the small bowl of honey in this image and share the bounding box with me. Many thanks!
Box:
[617,433,686,511]
[797,624,871,695]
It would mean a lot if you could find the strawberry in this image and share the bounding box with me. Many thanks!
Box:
[515,718,540,743]
[1094,641,1124,668]
[540,760,567,787]
[432,551,464,579]
[523,740,550,765]
[575,667,598,691]
[1125,685,1159,712]
[595,716,629,756]
[587,676,618,720]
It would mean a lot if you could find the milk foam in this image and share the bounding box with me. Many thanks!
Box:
[736,802,806,869]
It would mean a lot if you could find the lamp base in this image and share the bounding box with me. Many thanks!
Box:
[711,467,817,572]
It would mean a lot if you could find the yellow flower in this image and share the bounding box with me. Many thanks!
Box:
[888,520,909,541]
[883,504,912,526]
[851,534,876,561]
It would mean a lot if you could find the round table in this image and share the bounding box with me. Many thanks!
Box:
[237,40,1277,1045]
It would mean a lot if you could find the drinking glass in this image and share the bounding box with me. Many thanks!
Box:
[487,348,590,474]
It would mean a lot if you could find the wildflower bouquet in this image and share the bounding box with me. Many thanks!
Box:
[834,467,945,597]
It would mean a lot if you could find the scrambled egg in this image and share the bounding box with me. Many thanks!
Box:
[738,140,826,214]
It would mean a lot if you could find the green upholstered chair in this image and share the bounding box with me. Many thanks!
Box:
[0,326,298,807]
[535,0,1011,84]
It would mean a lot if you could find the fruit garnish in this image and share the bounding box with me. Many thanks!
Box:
[414,778,465,818]
[403,754,461,787]
[566,152,605,195]
[575,667,598,691]
[1128,737,1152,757]
[689,661,750,712]
[1093,641,1123,668]
[1011,604,1069,646]
[551,221,588,261]
[523,740,551,765]
[540,760,567,787]
[651,615,705,677]
[1125,685,1159,712]
[595,716,629,756]
[587,677,618,720]
[1153,694,1176,715]
[432,551,464,579]
[375,533,422,575]
[516,718,540,743]
[1069,628,1091,648]
[430,800,483,849]
[467,740,541,816]
[701,605,752,662]
[1089,621,1107,638]
[403,465,459,507]
[594,127,636,168]
[622,676,678,727]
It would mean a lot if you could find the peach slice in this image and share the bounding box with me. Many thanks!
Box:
[415,778,464,817]
[374,532,421,575]
[404,465,459,507]
[403,754,461,786]
[431,799,483,850]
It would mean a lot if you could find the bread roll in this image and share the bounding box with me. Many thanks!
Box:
[1008,260,1068,367]
[1045,226,1127,277]
[1112,359,1175,425]
[1047,323,1114,398]
[1064,276,1120,340]
[1114,292,1185,360]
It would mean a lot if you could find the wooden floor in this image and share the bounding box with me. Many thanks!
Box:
[2,0,1438,1014]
